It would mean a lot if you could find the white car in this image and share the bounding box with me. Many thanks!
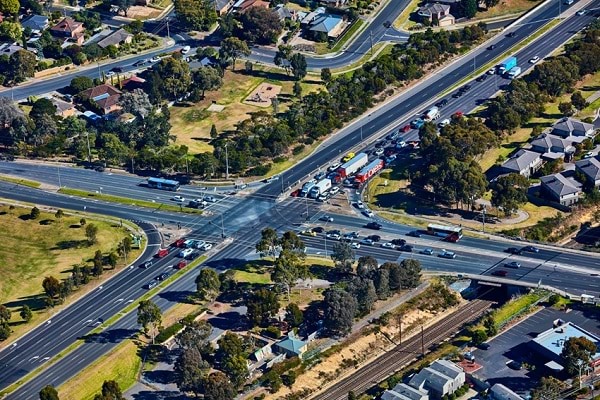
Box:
[326,233,341,240]
[363,209,375,218]
[351,242,361,249]
[330,187,340,195]
[105,71,115,78]
[487,68,495,75]
[584,151,594,159]
[361,238,374,245]
[200,243,213,251]
[328,162,341,172]
[381,242,395,249]
[356,201,365,209]
[172,195,185,202]
[438,119,450,127]
[181,45,191,54]
[529,56,540,64]
[374,148,384,156]
[204,196,216,203]
[150,56,161,63]
[577,9,587,15]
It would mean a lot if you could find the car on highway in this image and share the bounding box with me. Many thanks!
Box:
[391,238,406,246]
[342,152,355,162]
[439,250,457,259]
[374,148,384,156]
[199,242,213,251]
[181,45,191,54]
[146,280,158,289]
[438,119,450,128]
[156,248,169,258]
[133,59,147,67]
[476,74,488,82]
[366,221,382,230]
[453,111,464,119]
[312,226,324,233]
[179,248,193,258]
[505,261,521,269]
[301,230,317,237]
[328,162,341,171]
[204,196,217,203]
[487,68,495,75]
[175,260,187,269]
[529,56,540,64]
[410,118,425,129]
[420,248,434,255]
[105,71,115,78]
[351,242,361,249]
[522,245,539,253]
[460,84,471,92]
[139,260,153,268]
[320,215,334,222]
[506,31,517,37]
[577,9,587,15]
[326,232,341,240]
[492,270,508,277]
[506,247,522,255]
[363,209,375,218]
[110,67,123,73]
[361,238,374,245]
[401,124,411,133]
[383,20,391,28]
[156,272,169,281]
[347,231,360,238]
[381,242,395,249]
[487,44,497,50]
[150,56,161,63]
[407,230,422,237]
[355,201,365,209]
[367,234,381,242]
[435,99,448,108]
[172,195,185,202]
[452,91,463,98]
[398,244,413,252]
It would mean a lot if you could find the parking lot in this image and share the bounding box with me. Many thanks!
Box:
[472,306,600,396]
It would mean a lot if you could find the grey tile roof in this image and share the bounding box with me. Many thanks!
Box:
[419,2,450,14]
[553,117,594,137]
[530,133,574,153]
[429,359,463,380]
[575,157,600,181]
[409,367,452,393]
[97,28,133,49]
[387,383,429,400]
[21,14,48,31]
[540,173,582,197]
[501,149,541,172]
[490,383,523,400]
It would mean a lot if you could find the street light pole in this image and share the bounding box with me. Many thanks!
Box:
[85,132,91,163]
[224,143,229,179]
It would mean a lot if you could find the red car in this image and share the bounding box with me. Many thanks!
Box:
[175,260,187,269]
[401,125,411,133]
[452,111,464,119]
[173,238,186,248]
[156,248,169,258]
[290,189,300,197]
[492,270,508,277]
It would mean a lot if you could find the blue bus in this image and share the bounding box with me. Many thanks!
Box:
[146,177,180,191]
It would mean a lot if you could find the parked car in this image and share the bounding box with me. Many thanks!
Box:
[478,342,491,350]
[200,243,213,251]
[374,148,384,156]
[401,124,411,133]
[355,201,365,209]
[330,187,340,196]
[438,119,450,128]
[328,162,341,171]
[410,119,425,129]
[150,56,161,63]
[464,352,475,361]
[507,360,522,370]
[315,171,326,180]
[181,45,191,54]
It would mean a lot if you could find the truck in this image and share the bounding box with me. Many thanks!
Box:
[337,152,368,178]
[309,178,332,198]
[498,56,517,74]
[423,106,440,120]
[300,180,317,197]
[507,66,521,79]
[355,159,384,184]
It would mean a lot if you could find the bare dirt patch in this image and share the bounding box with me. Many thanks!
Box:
[243,82,282,108]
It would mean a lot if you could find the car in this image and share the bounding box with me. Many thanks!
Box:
[139,260,153,268]
[110,67,123,73]
[460,84,472,92]
[507,360,522,370]
[399,244,413,252]
[439,250,457,259]
[342,152,355,162]
[476,74,488,82]
[172,195,185,202]
[452,111,464,119]
[355,201,365,209]
[133,59,146,67]
[506,247,522,255]
[420,248,434,255]
[348,231,360,238]
[452,91,463,98]
[464,352,475,361]
[435,99,448,108]
[506,31,517,37]
[326,233,341,240]
[374,148,384,156]
[301,230,317,237]
[351,242,361,249]
[361,238,374,245]
[564,0,573,4]
[204,196,216,203]
[366,222,382,230]
[383,20,391,28]
[395,141,406,149]
[410,119,425,129]
[328,162,341,171]
[150,56,161,63]
[312,226,324,233]
[317,193,329,202]
[375,140,387,148]
[105,71,115,78]
[529,56,540,64]
[94,166,105,172]
[391,238,406,246]
[438,119,451,128]
[478,342,491,350]
[181,45,191,54]
[367,234,381,242]
[200,243,213,251]
[492,270,508,277]
[315,171,326,180]
[330,186,340,196]
[505,261,521,269]
[487,68,495,75]
[577,9,587,15]
[363,209,375,218]
[487,44,497,50]
[401,124,411,133]
[156,272,169,281]
[522,245,539,253]
[584,151,594,159]
[385,155,398,164]
[381,242,395,249]
[175,260,187,269]
[320,215,334,222]
[407,230,422,237]
[146,280,158,289]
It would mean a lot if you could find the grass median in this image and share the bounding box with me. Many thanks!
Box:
[0,174,42,188]
[58,187,203,214]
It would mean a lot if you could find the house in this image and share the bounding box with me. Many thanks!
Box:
[501,149,543,178]
[530,133,575,160]
[417,3,455,26]
[21,14,49,34]
[79,84,122,115]
[320,0,348,6]
[50,97,76,118]
[309,13,345,38]
[490,384,524,400]
[97,28,133,49]
[382,383,429,400]
[233,0,270,12]
[552,117,596,139]
[275,4,296,21]
[121,75,146,91]
[213,0,234,15]
[575,157,600,187]
[273,335,308,358]
[409,360,465,399]
[50,17,85,39]
[540,173,583,206]
[0,43,27,57]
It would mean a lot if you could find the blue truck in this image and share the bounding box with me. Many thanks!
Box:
[498,56,517,74]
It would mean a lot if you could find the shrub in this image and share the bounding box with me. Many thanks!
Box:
[292,145,305,156]
[273,156,287,163]
[263,326,282,339]
[30,206,40,219]
[548,294,561,306]
[155,322,183,343]
[246,164,271,176]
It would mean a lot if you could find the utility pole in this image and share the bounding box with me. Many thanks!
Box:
[221,213,225,238]
[85,132,91,163]
[482,205,486,233]
[166,19,170,39]
[224,143,229,179]
[421,325,425,357]
[397,314,403,345]
[57,166,62,188]
[370,30,374,56]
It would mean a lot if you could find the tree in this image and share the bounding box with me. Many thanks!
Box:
[221,353,248,388]
[0,21,22,42]
[246,288,280,327]
[272,247,307,299]
[119,89,152,119]
[203,371,237,400]
[400,259,422,288]
[330,242,355,273]
[93,380,124,400]
[176,320,213,356]
[20,305,32,322]
[321,68,332,83]
[153,57,191,100]
[85,223,98,244]
[356,256,378,277]
[490,173,529,216]
[0,321,10,340]
[561,336,597,375]
[274,45,292,74]
[483,314,497,336]
[348,277,377,314]
[531,376,565,400]
[237,6,282,45]
[571,91,587,111]
[0,305,10,323]
[8,49,37,83]
[290,53,307,81]
[54,209,64,219]
[191,66,223,99]
[30,98,57,122]
[173,0,218,31]
[210,124,218,139]
[174,347,210,396]
[383,262,402,291]
[0,0,19,15]
[285,303,304,328]
[195,268,221,300]
[293,81,302,98]
[39,385,59,400]
[219,37,250,71]
[322,287,357,336]
[558,101,574,117]
[112,0,135,17]
[373,268,391,300]
[256,227,279,257]
[217,332,248,388]
[107,252,118,269]
[30,206,40,219]
[79,218,86,226]
[460,0,477,18]
[137,300,162,344]
[42,276,61,299]
[70,76,95,93]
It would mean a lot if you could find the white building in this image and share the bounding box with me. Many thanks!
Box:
[408,360,465,399]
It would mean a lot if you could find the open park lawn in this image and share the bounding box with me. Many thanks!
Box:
[0,205,136,329]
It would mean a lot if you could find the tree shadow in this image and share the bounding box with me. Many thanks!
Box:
[4,294,47,311]
[69,224,82,229]
[241,68,294,82]
[207,310,248,331]
[130,390,187,400]
[308,264,334,281]
[18,214,33,221]
[51,239,89,250]
[39,219,54,225]
[81,328,138,344]
[157,290,196,304]
[143,369,177,386]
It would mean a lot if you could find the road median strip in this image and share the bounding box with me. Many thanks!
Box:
[0,174,42,188]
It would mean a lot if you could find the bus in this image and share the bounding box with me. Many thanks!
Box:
[146,177,180,191]
[427,223,463,242]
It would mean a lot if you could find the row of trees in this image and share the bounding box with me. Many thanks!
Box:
[39,379,125,400]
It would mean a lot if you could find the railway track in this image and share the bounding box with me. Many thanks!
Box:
[311,298,494,400]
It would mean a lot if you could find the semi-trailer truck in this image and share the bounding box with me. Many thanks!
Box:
[300,180,317,197]
[309,179,332,198]
[355,159,384,184]
[337,152,368,178]
[498,57,517,74]
[507,66,521,79]
[423,106,440,120]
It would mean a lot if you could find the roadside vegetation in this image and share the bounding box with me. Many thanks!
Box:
[0,204,141,343]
